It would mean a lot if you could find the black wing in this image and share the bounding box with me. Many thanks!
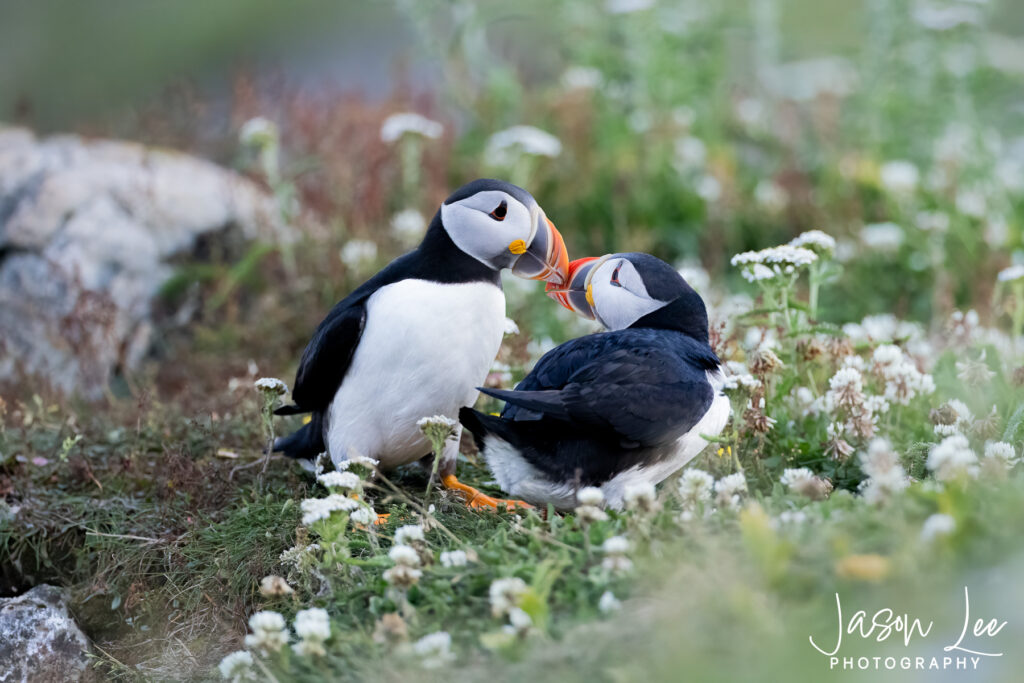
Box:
[481,342,713,448]
[288,301,367,411]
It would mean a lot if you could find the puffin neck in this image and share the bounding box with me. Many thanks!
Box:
[414,211,503,286]
[630,292,710,344]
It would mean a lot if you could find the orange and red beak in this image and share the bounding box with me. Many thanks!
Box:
[510,213,570,286]
[545,256,605,320]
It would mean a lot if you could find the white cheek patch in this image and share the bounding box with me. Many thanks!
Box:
[591,259,668,331]
[440,193,532,268]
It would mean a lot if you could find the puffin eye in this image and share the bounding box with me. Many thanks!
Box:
[610,265,623,287]
[489,200,508,221]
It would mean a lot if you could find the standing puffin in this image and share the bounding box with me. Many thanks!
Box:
[459,253,730,510]
[274,179,569,507]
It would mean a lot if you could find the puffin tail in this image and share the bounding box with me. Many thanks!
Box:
[273,412,326,461]
[458,407,522,452]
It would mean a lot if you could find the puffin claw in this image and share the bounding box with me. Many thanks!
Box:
[441,474,532,512]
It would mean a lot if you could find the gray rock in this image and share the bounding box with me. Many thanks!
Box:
[0,127,286,399]
[0,585,90,682]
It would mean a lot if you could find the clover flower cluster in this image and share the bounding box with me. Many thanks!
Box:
[926,434,979,481]
[870,344,935,406]
[380,112,443,143]
[575,486,609,523]
[601,535,633,573]
[300,494,359,526]
[858,438,910,504]
[485,126,562,166]
[489,577,528,618]
[383,544,423,588]
[780,467,833,501]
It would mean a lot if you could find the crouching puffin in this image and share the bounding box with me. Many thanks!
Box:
[274,179,569,508]
[460,253,730,510]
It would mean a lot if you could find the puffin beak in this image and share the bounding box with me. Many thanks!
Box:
[510,212,570,285]
[545,255,607,320]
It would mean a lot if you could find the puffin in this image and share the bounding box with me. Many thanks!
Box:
[273,179,569,508]
[459,252,730,510]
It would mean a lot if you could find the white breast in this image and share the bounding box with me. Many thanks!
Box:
[325,279,505,469]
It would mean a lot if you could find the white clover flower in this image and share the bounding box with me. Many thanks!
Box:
[394,525,425,546]
[340,239,378,269]
[861,222,904,251]
[383,564,422,588]
[860,466,910,505]
[677,468,714,508]
[754,180,789,212]
[292,608,330,657]
[389,544,421,567]
[485,126,562,166]
[872,344,903,366]
[879,160,919,195]
[934,423,962,437]
[380,112,443,143]
[239,117,277,148]
[254,377,288,395]
[245,610,288,653]
[349,507,374,526]
[826,366,865,409]
[218,650,254,682]
[945,399,973,427]
[440,550,469,568]
[577,486,605,507]
[984,441,1018,467]
[300,494,358,525]
[347,454,380,469]
[412,631,455,669]
[317,471,361,490]
[601,535,633,573]
[562,66,603,90]
[416,415,458,434]
[259,575,294,598]
[731,245,817,282]
[788,229,835,255]
[927,435,979,481]
[503,317,520,335]
[623,481,658,512]
[722,373,762,392]
[920,513,956,542]
[504,607,534,637]
[780,467,815,491]
[998,264,1024,283]
[489,577,528,617]
[714,472,748,509]
[390,208,427,244]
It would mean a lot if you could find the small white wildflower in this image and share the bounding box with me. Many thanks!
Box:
[259,575,294,598]
[490,577,528,617]
[677,469,714,508]
[389,544,421,567]
[946,399,974,427]
[714,472,748,509]
[780,467,815,491]
[292,608,330,657]
[340,239,378,269]
[380,112,443,142]
[218,650,254,682]
[244,610,288,653]
[395,525,425,546]
[317,471,361,490]
[598,590,622,613]
[731,245,817,282]
[623,481,658,513]
[577,486,605,507]
[504,607,534,637]
[383,564,422,588]
[390,208,427,244]
[789,229,836,255]
[485,126,562,166]
[254,377,288,395]
[920,513,956,543]
[347,454,380,469]
[998,264,1024,283]
[412,631,455,669]
[926,434,979,481]
[872,344,903,367]
[349,507,375,526]
[879,160,919,195]
[300,494,358,525]
[754,180,789,212]
[984,441,1018,467]
[861,222,904,251]
[934,423,962,437]
[239,117,277,148]
[440,550,469,568]
[416,415,458,436]
[601,535,633,573]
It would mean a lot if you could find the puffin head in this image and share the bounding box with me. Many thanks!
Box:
[546,252,709,340]
[439,179,569,285]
